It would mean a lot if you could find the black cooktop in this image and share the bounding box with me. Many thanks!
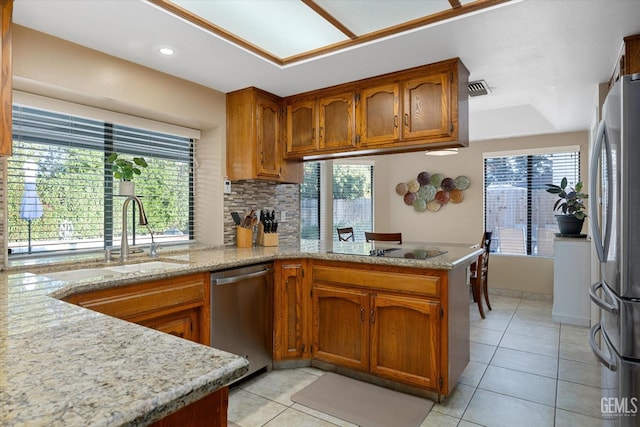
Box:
[328,245,447,260]
[368,247,447,259]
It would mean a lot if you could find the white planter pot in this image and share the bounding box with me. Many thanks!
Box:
[118,181,135,196]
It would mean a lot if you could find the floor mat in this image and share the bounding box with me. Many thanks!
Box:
[290,372,434,427]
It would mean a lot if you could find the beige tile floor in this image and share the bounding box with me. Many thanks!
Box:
[228,294,612,427]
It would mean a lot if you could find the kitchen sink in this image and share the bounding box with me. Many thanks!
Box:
[40,261,186,282]
[43,268,123,281]
[103,261,185,274]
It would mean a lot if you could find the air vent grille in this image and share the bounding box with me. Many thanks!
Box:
[468,80,491,97]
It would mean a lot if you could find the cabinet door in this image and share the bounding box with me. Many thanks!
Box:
[318,93,355,150]
[138,307,200,343]
[274,261,309,360]
[312,285,369,371]
[63,273,210,345]
[0,1,12,156]
[256,94,281,178]
[370,293,441,390]
[402,73,452,140]
[357,83,400,146]
[286,100,317,155]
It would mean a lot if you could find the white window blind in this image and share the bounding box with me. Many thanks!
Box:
[484,150,580,256]
[301,162,321,240]
[8,105,193,255]
[300,161,374,243]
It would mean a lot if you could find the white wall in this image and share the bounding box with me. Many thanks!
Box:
[371,131,589,295]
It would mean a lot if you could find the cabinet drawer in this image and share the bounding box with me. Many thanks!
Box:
[312,264,440,296]
[68,273,207,320]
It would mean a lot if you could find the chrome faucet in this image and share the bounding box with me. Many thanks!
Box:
[120,196,148,262]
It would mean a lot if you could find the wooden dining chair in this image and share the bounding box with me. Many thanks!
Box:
[364,232,402,244]
[470,231,492,319]
[337,227,354,242]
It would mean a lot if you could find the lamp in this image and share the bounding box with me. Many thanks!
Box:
[425,148,458,156]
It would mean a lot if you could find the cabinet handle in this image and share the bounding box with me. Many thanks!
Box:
[319,127,324,138]
[360,308,365,322]
[394,115,398,128]
[404,114,409,126]
[370,309,375,323]
[312,128,315,139]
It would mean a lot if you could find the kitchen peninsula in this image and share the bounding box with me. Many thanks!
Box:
[0,241,481,426]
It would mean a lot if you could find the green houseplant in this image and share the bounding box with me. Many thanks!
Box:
[106,153,148,195]
[545,177,588,235]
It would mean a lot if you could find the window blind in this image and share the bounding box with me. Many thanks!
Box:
[484,150,580,256]
[301,162,321,240]
[8,105,193,255]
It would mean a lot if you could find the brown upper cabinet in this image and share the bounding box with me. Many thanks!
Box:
[610,33,640,88]
[227,87,302,184]
[358,83,401,146]
[284,58,468,159]
[286,100,317,154]
[228,58,467,176]
[286,91,355,155]
[402,73,452,141]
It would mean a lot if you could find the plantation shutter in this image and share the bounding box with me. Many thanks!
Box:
[8,105,193,255]
[483,149,580,256]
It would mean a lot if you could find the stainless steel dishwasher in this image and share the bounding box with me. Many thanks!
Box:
[210,263,272,380]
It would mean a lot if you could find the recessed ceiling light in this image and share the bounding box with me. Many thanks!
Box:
[156,46,176,56]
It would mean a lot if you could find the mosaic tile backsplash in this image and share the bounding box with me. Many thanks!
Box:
[223,180,300,247]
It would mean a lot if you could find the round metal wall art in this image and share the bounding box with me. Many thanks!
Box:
[395,171,470,213]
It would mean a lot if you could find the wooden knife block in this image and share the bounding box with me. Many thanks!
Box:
[236,226,253,248]
[257,223,278,247]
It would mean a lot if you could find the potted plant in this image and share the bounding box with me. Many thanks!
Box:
[106,153,148,196]
[545,177,588,235]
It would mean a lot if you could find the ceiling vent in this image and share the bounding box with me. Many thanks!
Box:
[468,80,491,97]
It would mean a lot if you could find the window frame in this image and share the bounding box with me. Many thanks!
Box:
[300,159,375,243]
[8,104,195,257]
[483,146,581,257]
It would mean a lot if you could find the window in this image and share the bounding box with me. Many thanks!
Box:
[300,161,374,242]
[8,105,193,255]
[300,162,321,240]
[484,149,580,256]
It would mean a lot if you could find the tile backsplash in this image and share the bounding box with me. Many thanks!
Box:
[223,180,300,247]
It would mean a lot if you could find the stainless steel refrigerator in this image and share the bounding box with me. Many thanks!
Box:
[589,73,640,426]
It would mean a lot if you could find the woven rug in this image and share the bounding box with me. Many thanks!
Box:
[291,372,433,427]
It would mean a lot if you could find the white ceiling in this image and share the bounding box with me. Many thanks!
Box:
[12,0,640,142]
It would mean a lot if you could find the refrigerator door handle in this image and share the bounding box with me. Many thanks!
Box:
[589,281,619,314]
[589,322,618,371]
[590,119,613,262]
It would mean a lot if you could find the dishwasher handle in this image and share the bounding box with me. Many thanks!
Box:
[211,267,271,285]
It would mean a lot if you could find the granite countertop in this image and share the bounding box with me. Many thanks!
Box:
[0,240,482,426]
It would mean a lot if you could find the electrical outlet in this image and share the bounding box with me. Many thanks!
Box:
[223,179,231,194]
[280,211,286,222]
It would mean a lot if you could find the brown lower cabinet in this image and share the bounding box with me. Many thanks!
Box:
[63,272,210,345]
[273,259,311,361]
[273,259,469,396]
[148,386,228,427]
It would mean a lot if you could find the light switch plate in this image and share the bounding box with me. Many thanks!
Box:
[280,211,286,222]
[223,179,231,194]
